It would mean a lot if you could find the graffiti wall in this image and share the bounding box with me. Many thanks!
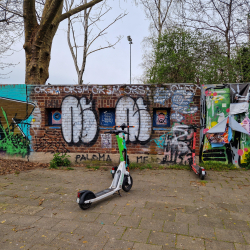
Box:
[2,83,250,167]
[0,84,201,164]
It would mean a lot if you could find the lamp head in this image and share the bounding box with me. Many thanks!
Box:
[127,35,132,44]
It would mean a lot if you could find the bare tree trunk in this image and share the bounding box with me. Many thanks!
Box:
[158,0,162,38]
[23,0,104,85]
[23,0,63,85]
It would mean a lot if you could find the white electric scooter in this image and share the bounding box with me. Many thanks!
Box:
[76,128,133,210]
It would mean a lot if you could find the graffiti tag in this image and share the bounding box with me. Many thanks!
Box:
[76,153,112,162]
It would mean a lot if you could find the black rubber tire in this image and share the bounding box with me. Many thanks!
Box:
[199,168,205,180]
[79,192,95,210]
[122,175,133,192]
[188,157,193,171]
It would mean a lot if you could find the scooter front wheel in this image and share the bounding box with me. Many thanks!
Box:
[122,175,133,192]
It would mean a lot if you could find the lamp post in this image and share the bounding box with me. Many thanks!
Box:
[127,36,132,84]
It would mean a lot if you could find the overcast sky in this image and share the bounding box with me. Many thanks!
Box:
[2,1,150,86]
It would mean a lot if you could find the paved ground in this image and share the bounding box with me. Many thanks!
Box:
[0,167,250,250]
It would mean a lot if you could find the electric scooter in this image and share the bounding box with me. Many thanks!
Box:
[76,128,133,210]
[188,124,206,180]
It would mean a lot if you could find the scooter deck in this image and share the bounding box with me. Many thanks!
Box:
[191,164,200,174]
[191,164,206,179]
[95,188,116,197]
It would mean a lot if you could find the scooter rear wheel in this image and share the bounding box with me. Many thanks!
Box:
[122,175,133,192]
[79,192,95,210]
[199,168,205,180]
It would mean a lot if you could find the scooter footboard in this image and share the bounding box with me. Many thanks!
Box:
[95,188,116,197]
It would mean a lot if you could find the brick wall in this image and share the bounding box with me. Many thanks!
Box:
[0,84,201,165]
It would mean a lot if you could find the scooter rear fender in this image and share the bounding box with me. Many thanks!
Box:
[79,190,96,205]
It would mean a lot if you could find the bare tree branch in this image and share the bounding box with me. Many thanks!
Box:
[65,0,126,85]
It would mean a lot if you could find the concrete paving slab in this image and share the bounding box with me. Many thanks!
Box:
[103,239,134,249]
[235,243,250,250]
[147,231,176,247]
[152,210,176,222]
[223,218,250,232]
[26,229,59,244]
[31,217,61,230]
[122,228,151,243]
[95,212,120,225]
[29,244,58,250]
[189,224,216,239]
[0,241,34,250]
[111,204,135,216]
[163,221,188,235]
[74,221,103,236]
[96,224,126,240]
[215,228,246,243]
[50,219,80,233]
[242,231,250,244]
[176,235,205,250]
[204,239,236,250]
[139,217,164,231]
[131,207,154,218]
[132,242,163,249]
[175,212,199,225]
[116,215,142,228]
[198,215,224,228]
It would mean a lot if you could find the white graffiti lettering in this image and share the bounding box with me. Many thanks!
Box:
[61,96,98,144]
[115,96,151,143]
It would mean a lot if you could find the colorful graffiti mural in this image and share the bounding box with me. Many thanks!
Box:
[201,86,231,163]
[201,84,250,166]
[0,93,35,157]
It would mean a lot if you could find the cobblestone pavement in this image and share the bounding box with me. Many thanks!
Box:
[0,167,250,250]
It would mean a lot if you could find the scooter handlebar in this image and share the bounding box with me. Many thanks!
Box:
[104,130,130,135]
[187,125,205,129]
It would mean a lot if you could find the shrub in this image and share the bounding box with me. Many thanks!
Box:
[50,153,71,169]
[241,151,250,169]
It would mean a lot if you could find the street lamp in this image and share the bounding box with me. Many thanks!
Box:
[127,36,132,84]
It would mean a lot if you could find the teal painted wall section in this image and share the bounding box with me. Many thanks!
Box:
[0,84,28,101]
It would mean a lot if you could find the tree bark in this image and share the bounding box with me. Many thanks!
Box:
[23,0,103,85]
[23,0,63,85]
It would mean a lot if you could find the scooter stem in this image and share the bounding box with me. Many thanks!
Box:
[116,135,125,162]
[192,129,197,166]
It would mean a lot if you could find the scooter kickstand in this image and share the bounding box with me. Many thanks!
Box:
[118,190,122,197]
